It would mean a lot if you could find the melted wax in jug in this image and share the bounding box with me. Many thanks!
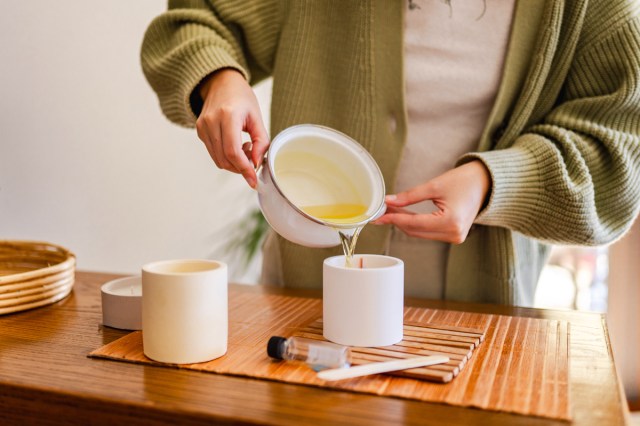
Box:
[275,148,374,267]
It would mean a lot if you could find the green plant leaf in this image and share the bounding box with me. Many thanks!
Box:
[224,208,270,271]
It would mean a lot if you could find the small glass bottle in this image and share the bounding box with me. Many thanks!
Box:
[267,336,351,371]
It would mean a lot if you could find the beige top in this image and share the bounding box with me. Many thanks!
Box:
[390,0,516,298]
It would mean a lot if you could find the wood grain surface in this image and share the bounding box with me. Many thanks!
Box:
[0,271,629,425]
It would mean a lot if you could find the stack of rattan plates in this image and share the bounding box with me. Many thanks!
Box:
[0,241,75,315]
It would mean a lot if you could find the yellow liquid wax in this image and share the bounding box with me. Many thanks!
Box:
[274,147,372,267]
[300,203,369,224]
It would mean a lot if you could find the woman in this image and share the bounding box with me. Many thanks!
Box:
[141,0,640,306]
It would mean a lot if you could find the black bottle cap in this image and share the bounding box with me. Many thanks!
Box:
[267,336,286,359]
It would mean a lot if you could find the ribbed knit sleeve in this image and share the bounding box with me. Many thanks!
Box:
[461,3,640,246]
[140,0,282,127]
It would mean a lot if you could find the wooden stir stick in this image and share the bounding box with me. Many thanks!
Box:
[317,355,450,381]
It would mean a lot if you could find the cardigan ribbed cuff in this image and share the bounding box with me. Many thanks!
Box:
[157,46,249,127]
[458,142,544,230]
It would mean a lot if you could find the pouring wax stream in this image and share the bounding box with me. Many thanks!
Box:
[299,202,367,268]
[298,200,369,268]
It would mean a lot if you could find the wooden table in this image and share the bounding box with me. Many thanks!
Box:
[0,271,629,425]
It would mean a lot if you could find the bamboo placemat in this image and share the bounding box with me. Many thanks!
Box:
[89,291,570,420]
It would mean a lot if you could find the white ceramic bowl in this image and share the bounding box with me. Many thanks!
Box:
[257,124,386,247]
[101,276,142,330]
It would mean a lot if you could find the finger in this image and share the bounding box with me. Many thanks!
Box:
[401,226,469,244]
[196,117,224,169]
[376,211,454,235]
[220,112,257,188]
[242,141,253,164]
[373,211,446,239]
[383,205,415,215]
[196,121,216,167]
[245,110,270,168]
[211,120,234,171]
[202,137,220,169]
[370,206,414,225]
[385,181,439,207]
[377,212,468,243]
[390,212,471,244]
[373,212,439,231]
[398,229,459,243]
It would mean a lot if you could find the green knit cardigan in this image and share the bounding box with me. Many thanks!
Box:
[141,0,640,306]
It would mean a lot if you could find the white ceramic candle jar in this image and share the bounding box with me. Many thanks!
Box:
[323,254,404,347]
[142,259,228,364]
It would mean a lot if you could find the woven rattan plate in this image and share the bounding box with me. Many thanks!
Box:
[0,240,75,315]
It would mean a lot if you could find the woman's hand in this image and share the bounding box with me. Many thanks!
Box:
[372,161,492,244]
[196,69,270,188]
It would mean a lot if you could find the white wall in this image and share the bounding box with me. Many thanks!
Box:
[608,217,640,401]
[0,1,272,282]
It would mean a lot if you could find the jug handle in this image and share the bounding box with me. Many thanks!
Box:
[254,151,268,189]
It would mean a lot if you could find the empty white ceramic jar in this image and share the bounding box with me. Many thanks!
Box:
[142,259,228,364]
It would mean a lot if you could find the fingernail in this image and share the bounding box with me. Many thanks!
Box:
[248,178,257,189]
[385,194,397,202]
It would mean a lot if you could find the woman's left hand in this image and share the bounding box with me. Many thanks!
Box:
[372,160,492,244]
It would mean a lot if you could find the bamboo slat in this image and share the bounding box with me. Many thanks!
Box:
[89,292,571,420]
[293,318,480,382]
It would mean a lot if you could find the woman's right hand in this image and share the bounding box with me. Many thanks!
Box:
[196,69,269,188]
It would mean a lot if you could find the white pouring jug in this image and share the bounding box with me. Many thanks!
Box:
[256,124,386,247]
